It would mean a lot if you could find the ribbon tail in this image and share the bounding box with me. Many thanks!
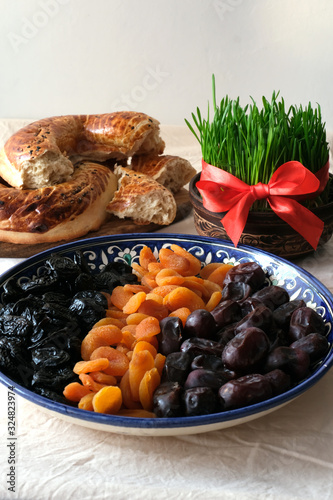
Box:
[268,197,324,250]
[221,193,256,247]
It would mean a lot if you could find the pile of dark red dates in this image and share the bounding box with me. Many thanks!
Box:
[153,262,330,418]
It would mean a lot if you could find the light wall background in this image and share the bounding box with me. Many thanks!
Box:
[1,0,333,131]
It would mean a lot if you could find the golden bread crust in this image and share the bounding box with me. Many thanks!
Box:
[0,112,165,189]
[0,162,117,244]
[130,154,196,193]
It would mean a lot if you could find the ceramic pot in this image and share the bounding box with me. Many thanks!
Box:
[189,172,333,260]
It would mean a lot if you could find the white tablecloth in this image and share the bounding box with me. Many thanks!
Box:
[0,121,333,500]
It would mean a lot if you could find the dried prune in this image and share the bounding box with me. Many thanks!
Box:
[240,297,263,317]
[0,336,33,386]
[31,325,82,356]
[273,300,305,330]
[184,368,227,390]
[20,272,60,294]
[191,354,224,373]
[73,250,93,275]
[219,374,273,410]
[92,272,122,292]
[153,381,184,418]
[223,262,266,291]
[41,292,69,307]
[31,347,71,369]
[1,277,24,304]
[73,290,108,309]
[0,252,139,401]
[32,365,78,392]
[252,285,289,311]
[162,352,192,384]
[211,300,242,329]
[289,307,326,341]
[180,337,224,358]
[221,282,252,302]
[216,323,236,346]
[42,302,74,324]
[183,387,217,416]
[0,315,32,338]
[264,369,291,396]
[8,295,41,318]
[263,346,310,381]
[96,261,138,289]
[69,297,106,331]
[158,317,183,356]
[222,327,270,373]
[45,254,82,282]
[234,304,274,339]
[74,273,96,292]
[290,333,329,363]
[183,309,217,340]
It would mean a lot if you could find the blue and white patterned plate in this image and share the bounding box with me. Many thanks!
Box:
[0,233,332,436]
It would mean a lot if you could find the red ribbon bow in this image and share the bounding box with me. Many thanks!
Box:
[196,159,329,250]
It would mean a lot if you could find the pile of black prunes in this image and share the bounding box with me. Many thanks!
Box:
[0,251,137,403]
[153,261,330,418]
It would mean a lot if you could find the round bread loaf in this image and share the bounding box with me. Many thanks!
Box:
[0,112,165,189]
[0,162,117,244]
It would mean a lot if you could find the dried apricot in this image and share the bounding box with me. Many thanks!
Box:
[145,292,164,304]
[123,284,151,294]
[100,317,126,329]
[73,358,110,374]
[63,382,92,402]
[141,272,157,289]
[90,346,129,377]
[131,262,148,279]
[170,244,202,276]
[121,328,137,349]
[126,312,150,325]
[90,371,117,385]
[163,286,206,312]
[135,316,161,340]
[129,349,155,401]
[139,246,157,270]
[154,353,166,375]
[159,248,190,275]
[199,262,225,279]
[92,317,120,328]
[206,291,223,312]
[78,392,96,411]
[119,370,142,409]
[155,268,185,287]
[206,264,234,287]
[92,386,123,414]
[151,285,179,297]
[78,374,108,392]
[139,367,161,411]
[147,262,164,275]
[110,286,134,310]
[122,291,147,314]
[137,299,169,321]
[81,325,123,361]
[133,340,157,358]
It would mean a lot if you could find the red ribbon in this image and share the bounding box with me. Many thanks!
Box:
[196,159,330,250]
